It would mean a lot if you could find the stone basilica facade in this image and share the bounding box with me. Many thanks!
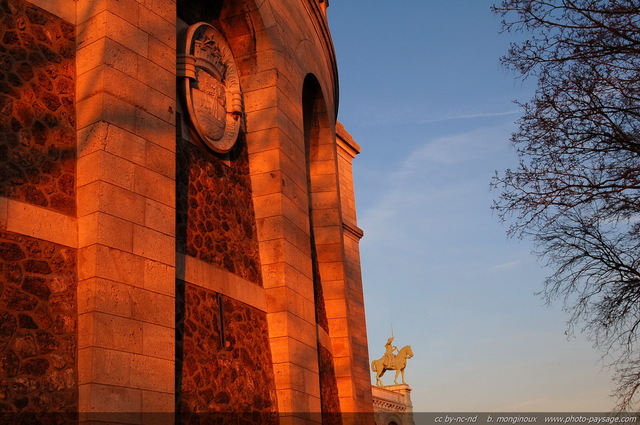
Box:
[0,0,375,424]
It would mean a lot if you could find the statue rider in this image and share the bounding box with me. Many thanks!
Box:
[383,336,398,368]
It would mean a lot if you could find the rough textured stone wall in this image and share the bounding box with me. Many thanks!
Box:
[313,267,329,332]
[176,281,278,423]
[0,0,75,215]
[0,231,77,412]
[319,345,343,425]
[176,138,262,285]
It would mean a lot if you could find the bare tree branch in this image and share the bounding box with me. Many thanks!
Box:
[492,0,640,410]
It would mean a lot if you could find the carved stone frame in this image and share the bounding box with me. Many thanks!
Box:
[178,22,243,153]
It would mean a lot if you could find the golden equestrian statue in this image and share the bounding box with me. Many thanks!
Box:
[371,336,414,387]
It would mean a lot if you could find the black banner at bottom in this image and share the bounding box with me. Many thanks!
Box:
[0,412,637,425]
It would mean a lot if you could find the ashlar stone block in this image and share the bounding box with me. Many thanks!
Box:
[77,11,149,57]
[138,5,175,49]
[133,224,175,266]
[77,150,136,191]
[76,93,137,134]
[78,311,143,353]
[77,121,146,164]
[77,0,140,27]
[77,277,133,317]
[130,354,173,393]
[143,259,175,296]
[142,322,174,360]
[79,383,142,419]
[78,346,132,387]
[131,287,174,327]
[134,165,176,207]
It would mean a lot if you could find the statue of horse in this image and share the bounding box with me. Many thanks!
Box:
[371,345,414,387]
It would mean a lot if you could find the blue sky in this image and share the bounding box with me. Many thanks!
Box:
[327,1,616,412]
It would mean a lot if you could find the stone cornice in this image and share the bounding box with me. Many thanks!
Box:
[373,398,408,412]
[343,222,364,240]
[336,121,361,159]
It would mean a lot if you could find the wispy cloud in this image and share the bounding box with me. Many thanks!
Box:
[346,97,522,128]
[394,123,512,179]
[489,260,521,272]
[419,109,522,124]
[359,122,516,245]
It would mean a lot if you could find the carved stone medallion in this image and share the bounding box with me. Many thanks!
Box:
[178,23,242,153]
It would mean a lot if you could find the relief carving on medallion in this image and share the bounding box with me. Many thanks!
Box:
[178,23,243,153]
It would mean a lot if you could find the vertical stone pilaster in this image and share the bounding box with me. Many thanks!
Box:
[75,1,177,422]
[235,7,324,420]
[248,123,324,422]
[335,123,374,424]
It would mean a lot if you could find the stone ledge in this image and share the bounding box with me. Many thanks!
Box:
[176,253,267,312]
[27,0,75,24]
[0,196,77,248]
